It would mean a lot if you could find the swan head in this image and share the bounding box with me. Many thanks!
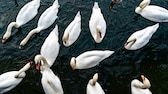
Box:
[141,75,151,89]
[124,38,136,50]
[19,39,27,49]
[70,57,76,70]
[14,61,33,78]
[62,33,69,46]
[95,26,102,43]
[2,32,11,44]
[34,55,44,70]
[139,0,150,9]
[89,73,98,86]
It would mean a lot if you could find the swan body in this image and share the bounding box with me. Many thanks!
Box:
[2,0,40,43]
[0,62,32,93]
[89,2,107,43]
[135,0,168,22]
[40,25,60,67]
[70,50,114,70]
[62,11,81,47]
[34,55,63,94]
[20,0,60,48]
[131,75,152,94]
[87,73,105,94]
[124,23,159,50]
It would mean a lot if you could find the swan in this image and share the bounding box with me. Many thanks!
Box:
[89,2,107,43]
[70,50,114,70]
[62,11,81,47]
[2,0,40,44]
[34,55,64,94]
[131,75,152,94]
[19,0,60,48]
[40,25,60,67]
[124,23,159,50]
[135,0,168,22]
[0,62,33,93]
[87,73,105,94]
[109,0,123,10]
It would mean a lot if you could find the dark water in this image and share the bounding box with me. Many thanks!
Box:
[0,0,168,94]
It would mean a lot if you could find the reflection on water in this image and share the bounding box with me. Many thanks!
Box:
[0,0,168,94]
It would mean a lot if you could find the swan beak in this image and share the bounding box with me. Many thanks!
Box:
[98,31,102,38]
[36,63,41,70]
[109,2,115,10]
[141,75,145,81]
[19,45,23,49]
[2,38,6,44]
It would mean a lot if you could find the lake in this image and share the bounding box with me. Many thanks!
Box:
[0,0,168,94]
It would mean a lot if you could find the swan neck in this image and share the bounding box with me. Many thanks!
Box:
[39,55,49,67]
[3,22,18,39]
[15,62,31,78]
[20,28,40,47]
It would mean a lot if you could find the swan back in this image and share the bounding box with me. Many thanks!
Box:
[41,69,63,94]
[37,0,59,30]
[131,79,152,94]
[89,2,106,43]
[71,50,114,69]
[125,23,159,50]
[40,25,60,67]
[16,0,40,26]
[87,73,105,94]
[62,11,81,46]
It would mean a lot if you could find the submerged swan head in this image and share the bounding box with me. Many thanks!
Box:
[95,26,102,43]
[62,32,69,46]
[70,57,76,70]
[2,32,11,44]
[124,38,136,50]
[89,73,98,86]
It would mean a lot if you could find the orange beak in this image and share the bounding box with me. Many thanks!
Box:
[36,63,40,70]
[141,75,145,80]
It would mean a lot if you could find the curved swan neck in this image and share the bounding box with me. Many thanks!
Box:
[20,28,40,48]
[15,62,32,78]
[2,22,19,43]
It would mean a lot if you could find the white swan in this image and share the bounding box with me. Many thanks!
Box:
[19,0,60,48]
[62,11,81,47]
[87,73,105,94]
[40,25,60,67]
[2,0,40,43]
[131,75,152,94]
[0,62,33,93]
[34,55,64,94]
[135,0,168,22]
[124,23,159,50]
[89,2,107,43]
[70,50,114,70]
